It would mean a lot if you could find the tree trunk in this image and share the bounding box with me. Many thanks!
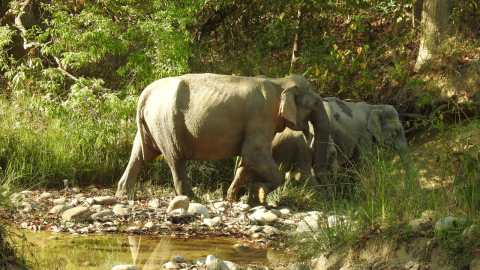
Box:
[290,3,303,69]
[414,0,452,71]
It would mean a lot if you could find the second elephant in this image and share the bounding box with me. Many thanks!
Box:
[227,98,411,201]
[227,123,337,201]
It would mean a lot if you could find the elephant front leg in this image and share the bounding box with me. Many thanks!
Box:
[244,157,282,207]
[227,160,250,201]
[116,132,158,199]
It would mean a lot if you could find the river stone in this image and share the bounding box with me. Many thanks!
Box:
[144,221,155,229]
[435,217,467,232]
[214,201,230,209]
[204,216,222,227]
[188,203,211,218]
[279,208,293,217]
[263,225,281,235]
[49,205,74,215]
[257,211,279,224]
[92,204,103,211]
[113,204,131,216]
[223,261,238,270]
[91,210,115,221]
[236,204,251,211]
[249,215,266,226]
[92,196,117,205]
[297,216,322,233]
[162,261,181,269]
[287,263,310,270]
[167,195,190,213]
[249,205,267,212]
[233,244,246,251]
[309,211,327,220]
[21,202,39,208]
[170,208,189,216]
[269,209,282,217]
[206,255,216,265]
[112,265,137,270]
[195,257,207,265]
[71,187,81,193]
[53,197,67,204]
[39,192,54,199]
[408,218,432,233]
[148,199,161,208]
[62,207,92,221]
[170,254,185,263]
[207,258,229,270]
[328,215,348,228]
[421,210,441,221]
[250,225,263,232]
[462,225,479,240]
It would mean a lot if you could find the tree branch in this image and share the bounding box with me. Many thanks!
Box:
[54,56,78,81]
[13,0,51,50]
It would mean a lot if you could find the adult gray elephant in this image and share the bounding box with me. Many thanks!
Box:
[227,124,337,201]
[324,97,411,169]
[115,73,330,206]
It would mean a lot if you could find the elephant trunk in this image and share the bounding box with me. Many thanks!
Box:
[310,101,330,188]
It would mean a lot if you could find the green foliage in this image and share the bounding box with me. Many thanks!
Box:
[0,92,137,188]
[1,0,198,96]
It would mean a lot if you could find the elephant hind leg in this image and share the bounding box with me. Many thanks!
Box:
[165,157,199,202]
[116,132,160,198]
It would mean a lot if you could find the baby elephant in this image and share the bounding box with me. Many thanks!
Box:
[226,123,337,201]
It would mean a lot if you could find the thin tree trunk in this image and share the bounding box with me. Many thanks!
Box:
[291,3,304,69]
[414,0,452,71]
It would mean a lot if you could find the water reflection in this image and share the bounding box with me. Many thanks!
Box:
[19,231,289,270]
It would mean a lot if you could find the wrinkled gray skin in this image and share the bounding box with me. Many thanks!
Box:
[324,97,411,169]
[115,73,330,206]
[227,124,337,201]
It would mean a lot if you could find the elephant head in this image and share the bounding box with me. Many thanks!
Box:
[274,75,330,181]
[366,105,411,162]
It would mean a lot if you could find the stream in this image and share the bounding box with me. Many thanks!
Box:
[16,231,291,269]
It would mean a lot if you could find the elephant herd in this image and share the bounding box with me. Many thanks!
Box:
[115,73,411,206]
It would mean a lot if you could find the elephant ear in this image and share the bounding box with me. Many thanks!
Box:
[366,109,386,142]
[279,86,298,125]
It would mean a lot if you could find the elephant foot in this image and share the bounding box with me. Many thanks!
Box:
[258,187,266,204]
[247,183,268,207]
[115,189,128,199]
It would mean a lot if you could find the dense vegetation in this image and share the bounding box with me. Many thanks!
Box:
[1,0,480,266]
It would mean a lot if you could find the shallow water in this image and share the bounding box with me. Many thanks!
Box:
[17,230,290,270]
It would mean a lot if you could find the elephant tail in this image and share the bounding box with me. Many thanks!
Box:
[234,156,242,177]
[136,100,148,167]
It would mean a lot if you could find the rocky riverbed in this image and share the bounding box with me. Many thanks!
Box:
[0,185,324,270]
[2,185,480,270]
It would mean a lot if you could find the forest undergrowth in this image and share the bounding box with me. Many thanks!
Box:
[1,0,480,267]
